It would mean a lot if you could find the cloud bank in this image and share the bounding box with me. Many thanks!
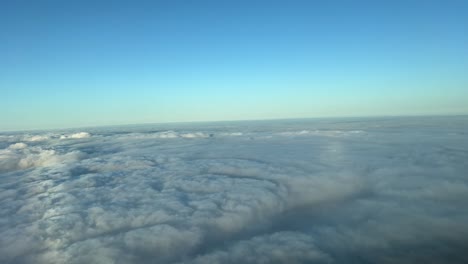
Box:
[1,117,467,263]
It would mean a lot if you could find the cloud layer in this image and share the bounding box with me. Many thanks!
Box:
[1,117,468,263]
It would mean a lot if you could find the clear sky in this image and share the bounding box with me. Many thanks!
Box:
[1,0,467,131]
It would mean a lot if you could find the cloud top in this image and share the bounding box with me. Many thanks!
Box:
[1,117,467,263]
[60,132,91,139]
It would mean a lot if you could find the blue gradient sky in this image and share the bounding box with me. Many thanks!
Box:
[1,0,468,131]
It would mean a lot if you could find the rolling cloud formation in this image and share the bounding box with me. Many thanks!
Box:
[1,117,468,263]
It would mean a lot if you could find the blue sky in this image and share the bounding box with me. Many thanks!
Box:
[1,0,467,131]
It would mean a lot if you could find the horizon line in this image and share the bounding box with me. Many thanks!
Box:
[1,113,467,133]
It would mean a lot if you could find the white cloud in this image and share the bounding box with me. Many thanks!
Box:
[60,132,91,139]
[0,117,467,263]
[8,142,28,149]
[24,135,50,142]
[0,144,84,173]
[180,132,208,138]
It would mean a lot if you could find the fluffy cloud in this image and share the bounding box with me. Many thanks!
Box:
[8,142,28,149]
[60,132,91,139]
[0,117,467,263]
[0,143,84,173]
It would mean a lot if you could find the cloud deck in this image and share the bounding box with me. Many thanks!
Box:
[1,117,467,263]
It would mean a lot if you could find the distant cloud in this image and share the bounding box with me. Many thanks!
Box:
[1,118,467,263]
[24,135,50,142]
[60,132,91,139]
